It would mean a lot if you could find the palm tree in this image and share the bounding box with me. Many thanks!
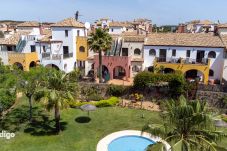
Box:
[88,28,112,83]
[35,69,76,134]
[19,66,46,122]
[143,96,225,151]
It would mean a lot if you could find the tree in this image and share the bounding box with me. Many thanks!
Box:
[88,28,112,83]
[143,96,225,151]
[19,66,47,122]
[34,69,77,134]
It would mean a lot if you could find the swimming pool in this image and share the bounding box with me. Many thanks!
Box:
[96,130,171,151]
[108,135,155,151]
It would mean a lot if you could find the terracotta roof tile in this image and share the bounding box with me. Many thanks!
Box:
[0,31,30,45]
[109,22,133,28]
[218,23,227,28]
[220,35,227,49]
[51,18,84,28]
[145,33,224,48]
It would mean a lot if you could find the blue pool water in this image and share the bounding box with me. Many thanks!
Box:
[108,135,155,151]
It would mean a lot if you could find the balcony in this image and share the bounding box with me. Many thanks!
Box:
[156,57,209,65]
[41,52,73,60]
[63,53,73,59]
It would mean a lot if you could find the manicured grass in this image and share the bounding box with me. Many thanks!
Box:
[0,97,227,151]
[0,97,161,151]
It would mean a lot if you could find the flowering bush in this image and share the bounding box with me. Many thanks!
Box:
[130,93,144,101]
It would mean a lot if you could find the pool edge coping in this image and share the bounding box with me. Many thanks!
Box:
[96,130,171,151]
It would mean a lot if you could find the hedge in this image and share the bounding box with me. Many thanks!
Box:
[69,97,119,108]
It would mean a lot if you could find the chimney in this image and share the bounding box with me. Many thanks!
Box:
[213,25,219,36]
[178,24,185,33]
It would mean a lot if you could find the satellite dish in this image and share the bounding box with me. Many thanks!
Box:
[85,22,91,29]
[122,27,127,32]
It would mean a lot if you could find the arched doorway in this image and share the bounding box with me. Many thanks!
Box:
[96,65,110,82]
[113,66,126,79]
[29,61,36,69]
[87,63,95,77]
[14,62,23,70]
[185,69,204,82]
[45,64,60,70]
[164,68,175,74]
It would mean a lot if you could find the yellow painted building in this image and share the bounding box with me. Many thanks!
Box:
[76,36,88,68]
[154,58,210,84]
[8,52,39,71]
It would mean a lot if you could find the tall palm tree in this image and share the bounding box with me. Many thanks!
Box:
[35,69,76,134]
[143,96,225,151]
[88,28,112,83]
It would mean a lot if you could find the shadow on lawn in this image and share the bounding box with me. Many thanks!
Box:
[0,105,67,136]
[75,116,91,123]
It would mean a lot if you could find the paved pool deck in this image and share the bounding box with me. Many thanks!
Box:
[96,130,171,151]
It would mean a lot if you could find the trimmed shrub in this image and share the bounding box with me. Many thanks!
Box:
[69,97,119,108]
[69,101,95,108]
[96,97,119,107]
[107,85,127,97]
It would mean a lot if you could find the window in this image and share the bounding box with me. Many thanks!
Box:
[149,49,156,56]
[209,69,214,77]
[208,51,216,58]
[122,48,128,56]
[63,46,69,54]
[172,49,176,57]
[77,30,80,36]
[30,45,36,52]
[79,46,85,52]
[186,50,191,57]
[43,46,45,52]
[65,30,68,37]
[134,48,141,55]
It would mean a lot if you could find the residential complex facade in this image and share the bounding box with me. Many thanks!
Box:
[0,17,227,85]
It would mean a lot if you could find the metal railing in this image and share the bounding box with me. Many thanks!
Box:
[156,57,209,65]
[42,52,51,58]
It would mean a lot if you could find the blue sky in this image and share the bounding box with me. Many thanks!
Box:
[0,0,227,25]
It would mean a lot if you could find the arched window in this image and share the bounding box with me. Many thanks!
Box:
[209,69,214,77]
[79,46,85,52]
[134,48,141,55]
[149,49,156,56]
[208,51,216,58]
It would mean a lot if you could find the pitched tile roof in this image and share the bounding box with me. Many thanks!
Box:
[123,35,145,42]
[17,21,40,27]
[109,22,133,28]
[220,35,227,49]
[218,23,227,28]
[0,31,30,45]
[144,33,224,48]
[51,18,84,28]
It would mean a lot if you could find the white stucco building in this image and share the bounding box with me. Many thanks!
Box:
[144,33,226,84]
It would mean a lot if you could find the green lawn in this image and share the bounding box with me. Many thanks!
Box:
[0,97,227,151]
[0,97,161,151]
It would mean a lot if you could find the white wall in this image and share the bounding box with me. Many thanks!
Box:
[144,46,225,80]
[222,59,227,83]
[0,51,8,65]
[109,27,123,34]
[218,28,227,35]
[122,42,143,58]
